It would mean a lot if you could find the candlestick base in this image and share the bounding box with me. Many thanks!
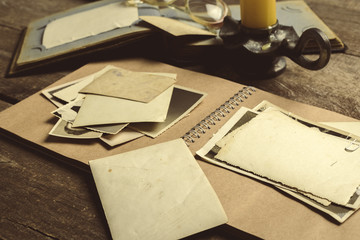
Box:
[219,16,331,79]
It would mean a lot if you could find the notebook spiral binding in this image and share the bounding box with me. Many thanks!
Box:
[182,86,256,145]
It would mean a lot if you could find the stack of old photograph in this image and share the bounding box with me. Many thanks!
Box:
[197,100,360,223]
[42,65,206,147]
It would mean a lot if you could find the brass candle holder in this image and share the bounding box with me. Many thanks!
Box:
[219,16,332,78]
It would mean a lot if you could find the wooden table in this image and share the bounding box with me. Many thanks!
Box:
[0,0,359,239]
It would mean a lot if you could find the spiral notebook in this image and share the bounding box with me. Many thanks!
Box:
[0,58,359,239]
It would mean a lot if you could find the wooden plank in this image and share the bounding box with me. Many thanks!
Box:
[0,0,90,29]
[250,53,360,119]
[0,135,111,239]
[306,0,360,56]
[0,99,11,111]
[192,53,360,120]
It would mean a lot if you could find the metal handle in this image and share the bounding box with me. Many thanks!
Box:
[284,28,331,70]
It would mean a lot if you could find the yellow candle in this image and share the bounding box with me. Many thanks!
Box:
[240,0,277,29]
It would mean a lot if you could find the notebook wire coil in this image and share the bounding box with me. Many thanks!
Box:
[182,86,256,145]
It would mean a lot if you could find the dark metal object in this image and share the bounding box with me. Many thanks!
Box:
[219,16,331,78]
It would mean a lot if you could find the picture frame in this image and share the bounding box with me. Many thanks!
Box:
[7,0,160,76]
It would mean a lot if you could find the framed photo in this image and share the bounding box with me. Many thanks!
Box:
[7,0,159,76]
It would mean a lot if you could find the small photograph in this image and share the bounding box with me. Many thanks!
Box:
[86,123,128,135]
[100,128,144,147]
[49,118,102,139]
[51,98,84,123]
[42,80,81,107]
[253,100,360,141]
[130,85,206,138]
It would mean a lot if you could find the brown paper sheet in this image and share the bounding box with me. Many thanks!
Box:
[0,58,359,240]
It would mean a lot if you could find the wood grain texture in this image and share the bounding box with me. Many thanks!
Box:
[0,0,92,29]
[306,0,360,56]
[0,100,11,111]
[0,0,359,239]
[222,54,360,119]
[0,136,111,240]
